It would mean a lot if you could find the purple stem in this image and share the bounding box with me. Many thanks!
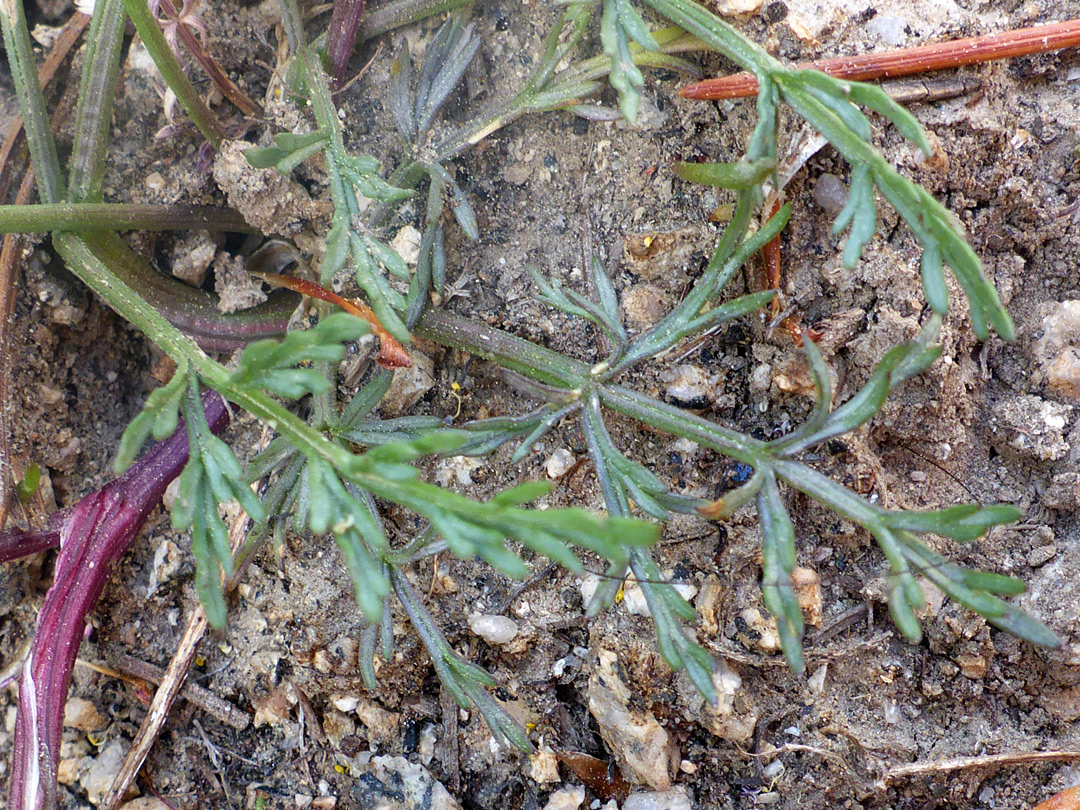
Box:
[7,390,228,810]
[325,0,367,88]
[0,513,63,563]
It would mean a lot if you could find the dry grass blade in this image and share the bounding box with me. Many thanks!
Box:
[877,750,1080,789]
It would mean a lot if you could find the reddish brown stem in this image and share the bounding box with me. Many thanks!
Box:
[681,18,1080,100]
[256,272,412,370]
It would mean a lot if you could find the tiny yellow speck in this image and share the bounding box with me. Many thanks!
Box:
[334,764,348,775]
[642,236,653,248]
[526,722,536,731]
[194,655,206,667]
[615,584,625,603]
[87,733,104,746]
[451,382,461,391]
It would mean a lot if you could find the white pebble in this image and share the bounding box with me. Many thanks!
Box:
[545,448,576,478]
[468,614,519,645]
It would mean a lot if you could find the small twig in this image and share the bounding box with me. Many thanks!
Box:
[493,560,558,616]
[681,18,1080,100]
[104,507,251,810]
[112,654,250,730]
[877,750,1080,789]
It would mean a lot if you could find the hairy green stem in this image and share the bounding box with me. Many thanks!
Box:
[69,0,126,202]
[0,203,254,233]
[358,0,474,41]
[414,308,590,389]
[0,0,66,203]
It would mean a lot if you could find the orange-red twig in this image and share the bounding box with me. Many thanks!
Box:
[255,272,412,370]
[681,18,1080,100]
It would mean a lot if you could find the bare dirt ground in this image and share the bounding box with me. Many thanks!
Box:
[2,0,1080,808]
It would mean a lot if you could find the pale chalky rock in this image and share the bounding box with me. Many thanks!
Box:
[1035,300,1080,399]
[81,739,131,806]
[349,756,461,810]
[541,786,585,810]
[63,697,107,731]
[380,350,435,416]
[588,650,673,790]
[469,614,519,645]
[623,787,693,810]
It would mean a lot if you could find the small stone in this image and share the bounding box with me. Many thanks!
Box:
[214,253,267,314]
[295,795,313,808]
[545,448,576,479]
[146,539,185,598]
[170,233,217,287]
[118,800,174,810]
[736,607,780,652]
[311,798,338,810]
[622,284,672,331]
[661,364,717,408]
[698,659,755,743]
[253,683,297,727]
[588,650,673,790]
[1027,545,1058,567]
[162,477,182,512]
[807,663,828,695]
[435,455,483,488]
[118,800,173,810]
[81,739,131,806]
[990,395,1071,461]
[390,225,423,266]
[332,695,359,713]
[1034,300,1080,399]
[1044,473,1080,511]
[708,0,762,17]
[144,172,166,193]
[622,577,697,618]
[351,756,461,810]
[955,653,987,680]
[57,756,83,786]
[321,710,356,745]
[542,785,585,810]
[356,699,400,746]
[812,174,848,217]
[622,786,693,810]
[469,614,519,645]
[37,383,64,406]
[64,697,107,731]
[792,567,823,627]
[380,350,435,416]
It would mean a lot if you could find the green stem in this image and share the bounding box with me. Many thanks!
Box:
[122,0,224,147]
[0,0,66,202]
[0,203,254,233]
[69,0,127,202]
[414,308,589,390]
[599,384,766,464]
[358,0,474,41]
